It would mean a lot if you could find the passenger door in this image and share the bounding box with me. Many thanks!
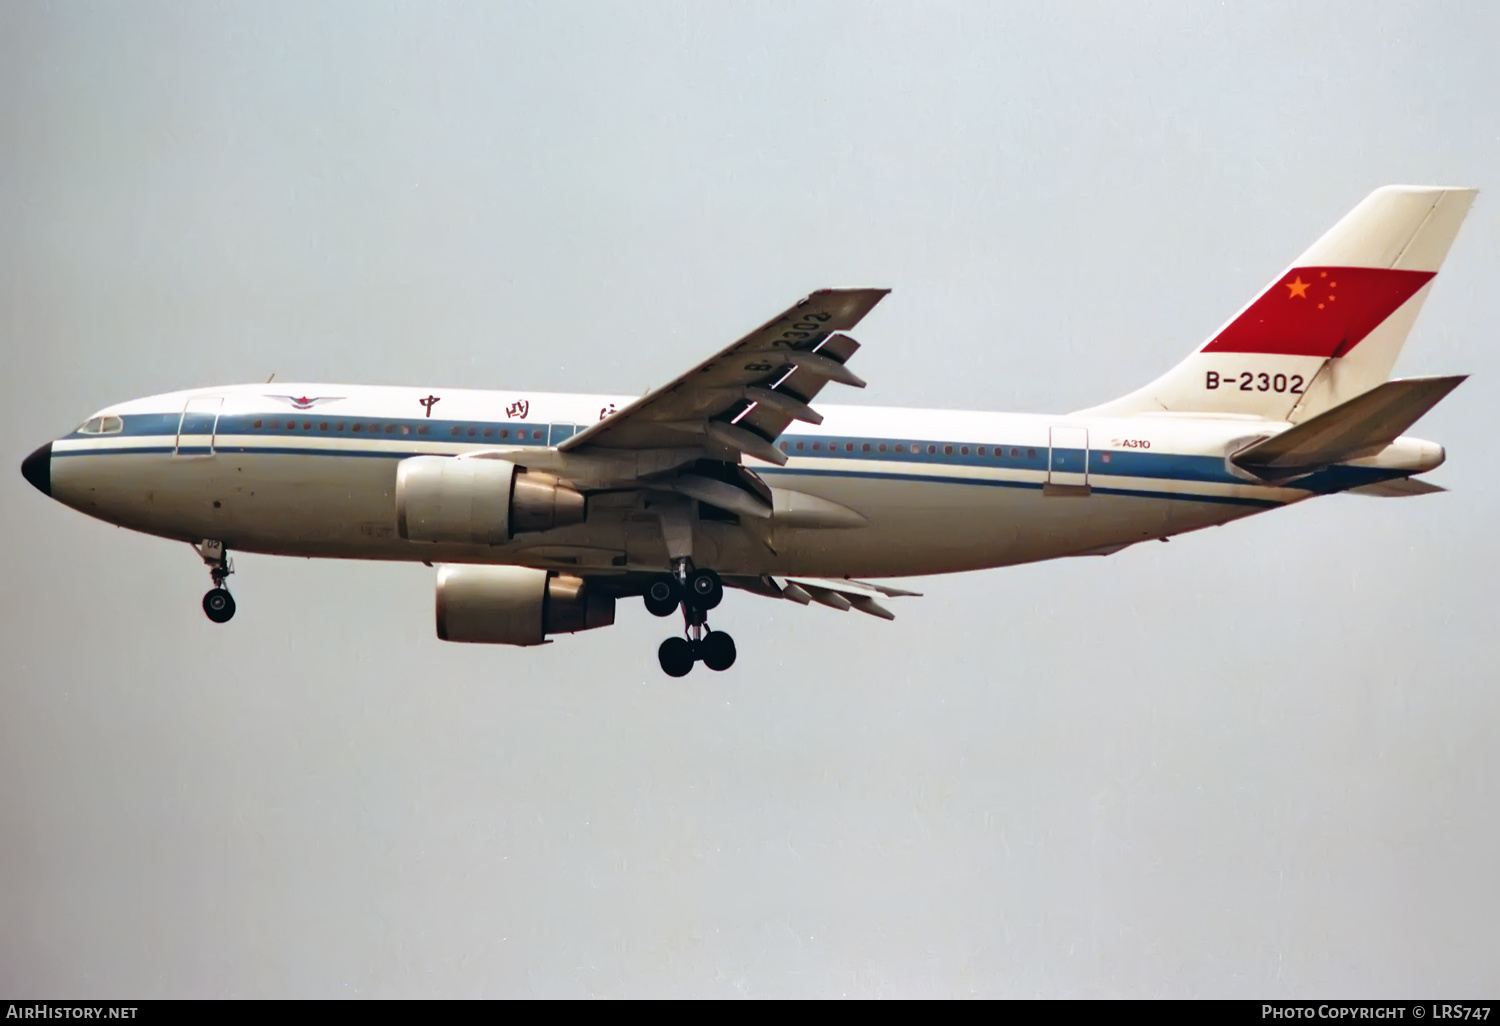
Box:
[1046,425,1090,496]
[175,396,222,457]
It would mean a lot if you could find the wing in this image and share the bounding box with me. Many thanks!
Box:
[560,288,889,465]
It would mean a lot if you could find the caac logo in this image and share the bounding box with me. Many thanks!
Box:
[267,395,343,411]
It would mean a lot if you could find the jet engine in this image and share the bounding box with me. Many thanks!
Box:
[435,564,615,645]
[396,456,585,545]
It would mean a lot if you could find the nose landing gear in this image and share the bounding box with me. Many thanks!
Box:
[651,565,735,676]
[195,539,236,624]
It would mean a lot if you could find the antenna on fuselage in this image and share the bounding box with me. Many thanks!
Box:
[266,372,277,383]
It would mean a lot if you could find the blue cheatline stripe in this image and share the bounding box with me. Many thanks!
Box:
[55,445,176,456]
[91,413,1238,482]
[1286,464,1402,495]
[757,467,1285,509]
[62,412,1405,500]
[215,445,415,459]
[69,411,555,443]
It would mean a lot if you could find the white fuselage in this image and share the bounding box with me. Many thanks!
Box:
[44,383,1423,579]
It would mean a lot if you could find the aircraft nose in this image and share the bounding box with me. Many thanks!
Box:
[21,442,51,497]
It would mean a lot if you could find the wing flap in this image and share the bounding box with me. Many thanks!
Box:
[721,575,919,618]
[774,576,919,619]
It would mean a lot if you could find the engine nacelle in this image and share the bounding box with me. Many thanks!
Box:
[435,564,615,646]
[396,456,586,545]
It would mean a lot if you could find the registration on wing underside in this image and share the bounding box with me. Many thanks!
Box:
[560,288,888,456]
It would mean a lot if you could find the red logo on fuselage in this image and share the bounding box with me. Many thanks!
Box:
[268,395,343,410]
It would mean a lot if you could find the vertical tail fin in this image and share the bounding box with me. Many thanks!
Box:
[1084,186,1476,421]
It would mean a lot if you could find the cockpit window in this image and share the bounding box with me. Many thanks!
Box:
[77,415,124,435]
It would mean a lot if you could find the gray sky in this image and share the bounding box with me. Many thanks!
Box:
[3,1,1497,997]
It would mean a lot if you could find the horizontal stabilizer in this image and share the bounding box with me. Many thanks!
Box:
[1347,477,1447,498]
[1233,375,1466,472]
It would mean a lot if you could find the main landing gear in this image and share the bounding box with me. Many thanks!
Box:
[196,540,236,624]
[648,565,735,677]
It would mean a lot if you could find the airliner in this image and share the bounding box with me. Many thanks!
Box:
[20,186,1475,676]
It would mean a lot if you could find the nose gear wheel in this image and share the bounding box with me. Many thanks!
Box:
[203,588,236,623]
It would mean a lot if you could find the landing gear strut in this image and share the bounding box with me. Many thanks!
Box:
[196,540,236,624]
[652,564,735,676]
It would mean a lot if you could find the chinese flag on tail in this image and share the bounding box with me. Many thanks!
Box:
[1202,266,1434,358]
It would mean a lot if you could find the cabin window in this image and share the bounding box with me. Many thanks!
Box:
[449,426,461,436]
[960,446,969,455]
[385,424,397,434]
[319,421,328,431]
[878,443,887,453]
[532,430,543,440]
[977,446,986,456]
[1011,447,1020,457]
[861,443,871,452]
[944,445,954,456]
[336,422,345,431]
[780,441,789,452]
[253,419,263,429]
[795,441,804,451]
[499,429,509,439]
[845,442,854,452]
[894,444,904,453]
[417,425,429,435]
[467,427,477,437]
[1026,448,1036,458]
[812,441,821,451]
[928,444,937,455]
[484,428,494,438]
